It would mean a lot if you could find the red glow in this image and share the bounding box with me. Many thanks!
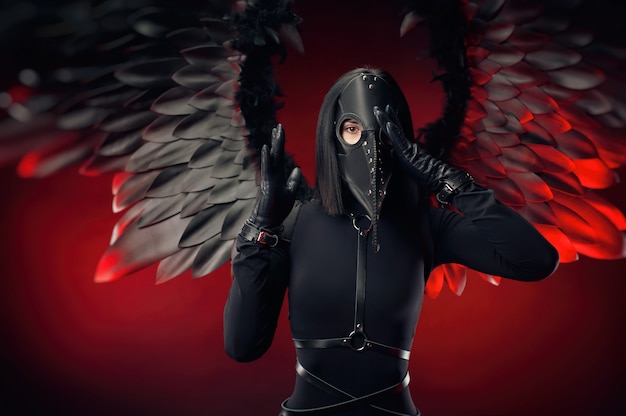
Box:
[8,85,32,103]
[16,152,41,177]
[573,158,618,189]
[425,266,445,299]
[533,223,579,262]
[94,251,122,283]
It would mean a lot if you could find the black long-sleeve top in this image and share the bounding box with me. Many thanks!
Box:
[224,180,559,415]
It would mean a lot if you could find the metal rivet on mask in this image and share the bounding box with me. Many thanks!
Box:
[362,75,367,81]
[374,76,378,81]
[363,141,367,146]
[368,84,374,89]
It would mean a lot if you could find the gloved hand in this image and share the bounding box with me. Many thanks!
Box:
[247,124,301,232]
[374,105,473,204]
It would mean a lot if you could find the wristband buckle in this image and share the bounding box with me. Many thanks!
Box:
[241,221,281,247]
[257,230,279,247]
[436,172,474,204]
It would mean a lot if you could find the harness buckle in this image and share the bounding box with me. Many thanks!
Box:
[351,214,372,236]
[346,326,370,352]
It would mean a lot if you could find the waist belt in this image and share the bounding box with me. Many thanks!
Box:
[280,360,417,415]
[293,337,410,360]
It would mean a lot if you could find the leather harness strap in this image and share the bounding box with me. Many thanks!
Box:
[353,213,369,348]
[292,213,410,360]
[280,361,414,415]
[285,213,415,415]
[292,338,410,360]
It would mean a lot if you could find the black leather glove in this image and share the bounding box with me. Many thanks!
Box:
[241,124,301,246]
[374,105,473,204]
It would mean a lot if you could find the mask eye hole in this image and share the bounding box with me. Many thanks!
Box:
[340,119,363,145]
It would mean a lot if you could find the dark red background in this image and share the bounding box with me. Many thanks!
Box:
[1,1,626,415]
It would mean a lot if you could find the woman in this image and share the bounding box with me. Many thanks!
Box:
[224,68,559,415]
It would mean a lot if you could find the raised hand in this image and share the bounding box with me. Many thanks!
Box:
[247,124,301,231]
[374,105,473,204]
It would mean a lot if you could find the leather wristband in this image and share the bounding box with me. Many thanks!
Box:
[240,220,282,247]
[436,171,474,204]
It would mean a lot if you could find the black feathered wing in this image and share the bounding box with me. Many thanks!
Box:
[0,0,307,283]
[404,0,626,297]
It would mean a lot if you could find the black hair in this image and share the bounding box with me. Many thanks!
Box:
[314,67,414,215]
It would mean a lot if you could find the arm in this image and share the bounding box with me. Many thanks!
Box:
[374,105,559,280]
[430,184,559,281]
[224,237,289,362]
[223,124,300,362]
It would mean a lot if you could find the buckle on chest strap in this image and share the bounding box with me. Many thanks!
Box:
[347,326,368,351]
[352,214,373,236]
